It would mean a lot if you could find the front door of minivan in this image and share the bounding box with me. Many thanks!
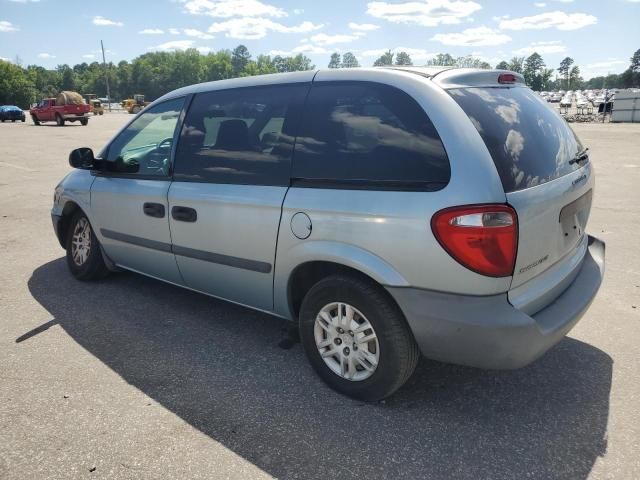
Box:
[168,83,308,311]
[91,97,185,284]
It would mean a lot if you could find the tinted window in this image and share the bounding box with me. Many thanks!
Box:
[449,86,585,193]
[105,97,185,176]
[174,84,308,186]
[292,82,450,190]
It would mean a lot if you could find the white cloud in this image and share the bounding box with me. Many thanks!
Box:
[92,16,124,27]
[184,28,215,39]
[269,44,330,56]
[182,0,287,18]
[196,46,214,54]
[582,59,628,78]
[366,0,481,27]
[82,54,96,59]
[499,11,597,31]
[349,22,380,31]
[431,26,511,46]
[534,2,546,6]
[169,28,181,35]
[150,40,196,51]
[512,40,566,55]
[0,56,10,62]
[0,20,19,32]
[38,53,55,59]
[310,33,359,45]
[293,8,304,14]
[8,0,41,3]
[362,47,435,62]
[140,28,164,34]
[208,17,322,39]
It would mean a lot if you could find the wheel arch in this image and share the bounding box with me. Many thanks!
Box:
[56,200,84,248]
[276,241,410,321]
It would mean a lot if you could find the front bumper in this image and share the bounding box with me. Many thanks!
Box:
[387,235,605,370]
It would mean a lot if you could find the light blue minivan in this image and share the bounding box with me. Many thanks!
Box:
[51,67,605,400]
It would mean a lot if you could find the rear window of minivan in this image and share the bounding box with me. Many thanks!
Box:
[449,87,585,193]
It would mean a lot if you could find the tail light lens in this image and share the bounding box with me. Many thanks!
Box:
[431,205,518,277]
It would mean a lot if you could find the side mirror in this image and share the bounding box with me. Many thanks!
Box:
[69,147,95,169]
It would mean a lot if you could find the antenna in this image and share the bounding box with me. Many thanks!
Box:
[100,40,112,112]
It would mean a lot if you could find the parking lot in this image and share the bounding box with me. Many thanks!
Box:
[0,113,639,479]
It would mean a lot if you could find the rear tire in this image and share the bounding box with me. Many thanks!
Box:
[299,274,419,401]
[56,114,65,126]
[65,212,109,281]
[132,105,141,114]
[80,118,88,126]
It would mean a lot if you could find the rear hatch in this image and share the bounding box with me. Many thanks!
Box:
[447,83,593,313]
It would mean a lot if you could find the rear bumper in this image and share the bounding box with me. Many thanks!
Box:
[387,235,605,370]
[63,114,88,121]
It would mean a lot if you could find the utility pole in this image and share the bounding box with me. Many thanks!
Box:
[101,40,112,112]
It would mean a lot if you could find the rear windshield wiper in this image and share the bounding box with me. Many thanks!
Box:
[569,148,589,165]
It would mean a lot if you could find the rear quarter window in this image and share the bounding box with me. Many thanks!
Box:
[292,81,450,190]
[449,86,585,193]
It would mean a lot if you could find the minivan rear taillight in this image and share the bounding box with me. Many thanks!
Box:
[431,205,518,277]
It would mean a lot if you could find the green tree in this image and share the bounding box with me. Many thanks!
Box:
[395,51,413,66]
[231,45,251,76]
[341,52,359,68]
[0,60,36,107]
[558,57,574,90]
[508,56,525,73]
[373,50,394,66]
[569,65,582,90]
[455,55,490,69]
[328,52,341,68]
[495,60,510,70]
[541,68,555,90]
[427,53,455,66]
[523,52,546,90]
[58,64,76,91]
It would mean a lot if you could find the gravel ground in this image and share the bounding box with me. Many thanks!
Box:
[0,113,639,480]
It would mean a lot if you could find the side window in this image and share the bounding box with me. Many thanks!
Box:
[292,82,450,190]
[173,84,308,186]
[105,97,185,176]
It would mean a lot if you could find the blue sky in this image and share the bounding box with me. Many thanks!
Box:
[0,0,638,78]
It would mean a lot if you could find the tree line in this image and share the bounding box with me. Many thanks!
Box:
[494,49,640,91]
[0,45,313,108]
[1,44,638,108]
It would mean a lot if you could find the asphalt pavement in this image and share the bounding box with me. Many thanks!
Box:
[0,114,638,479]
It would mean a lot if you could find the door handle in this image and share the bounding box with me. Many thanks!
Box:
[143,202,165,218]
[171,206,197,222]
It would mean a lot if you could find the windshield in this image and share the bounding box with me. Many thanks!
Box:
[449,86,585,193]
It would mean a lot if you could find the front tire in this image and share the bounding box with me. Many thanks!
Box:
[80,118,88,126]
[299,274,419,401]
[65,212,109,281]
[32,115,40,125]
[56,114,64,126]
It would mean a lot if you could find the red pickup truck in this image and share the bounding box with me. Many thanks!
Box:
[30,98,90,126]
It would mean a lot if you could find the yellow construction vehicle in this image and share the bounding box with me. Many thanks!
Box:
[83,94,97,114]
[121,94,150,114]
[90,99,104,115]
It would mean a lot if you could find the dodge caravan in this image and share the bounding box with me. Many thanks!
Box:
[51,67,605,400]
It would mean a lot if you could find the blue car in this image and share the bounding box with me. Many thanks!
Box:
[0,105,26,123]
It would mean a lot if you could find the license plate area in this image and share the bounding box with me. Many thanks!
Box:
[559,189,592,249]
